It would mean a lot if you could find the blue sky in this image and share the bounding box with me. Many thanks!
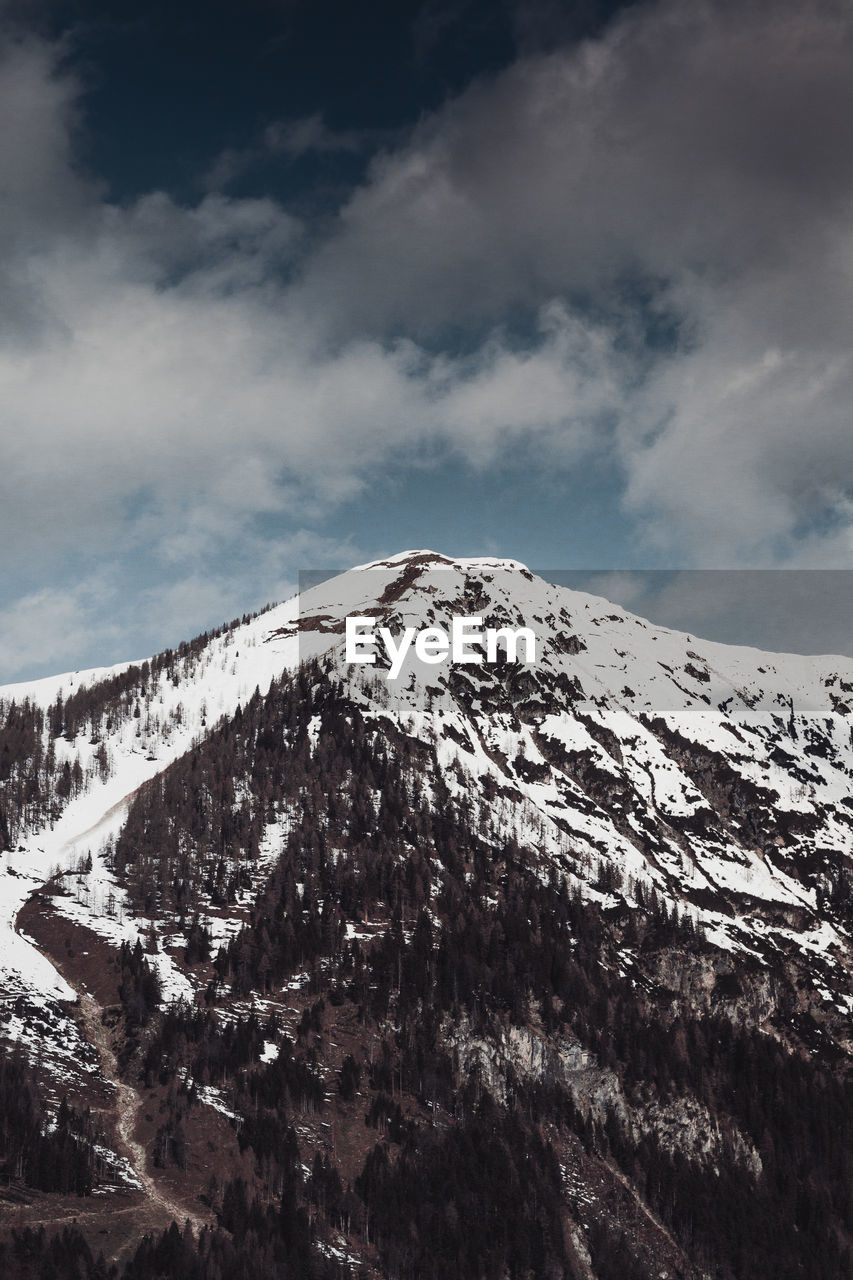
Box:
[2,0,853,680]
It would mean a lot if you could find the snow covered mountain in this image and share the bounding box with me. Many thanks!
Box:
[2,548,852,1050]
[1,551,852,1279]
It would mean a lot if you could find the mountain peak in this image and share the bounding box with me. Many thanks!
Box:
[352,549,531,573]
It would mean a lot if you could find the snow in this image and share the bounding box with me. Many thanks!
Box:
[0,991,101,1089]
[260,1040,278,1063]
[193,1084,241,1123]
[3,549,853,1061]
[91,1143,143,1190]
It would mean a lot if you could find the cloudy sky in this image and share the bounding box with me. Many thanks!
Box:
[2,0,853,680]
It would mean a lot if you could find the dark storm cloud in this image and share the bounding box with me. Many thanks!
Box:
[288,0,853,560]
[297,0,853,328]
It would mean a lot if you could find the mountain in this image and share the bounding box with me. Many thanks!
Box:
[1,551,851,1280]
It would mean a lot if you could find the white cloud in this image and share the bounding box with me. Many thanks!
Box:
[0,576,121,679]
[0,150,623,571]
[4,1,853,679]
[0,526,365,681]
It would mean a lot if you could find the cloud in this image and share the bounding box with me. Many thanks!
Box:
[298,0,853,333]
[206,114,376,191]
[290,0,853,562]
[0,52,624,573]
[4,1,853,680]
[0,35,93,246]
[264,114,364,158]
[581,569,853,661]
[622,308,853,562]
[0,525,365,682]
[0,575,122,681]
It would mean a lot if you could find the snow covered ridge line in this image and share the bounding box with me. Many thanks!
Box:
[344,614,539,680]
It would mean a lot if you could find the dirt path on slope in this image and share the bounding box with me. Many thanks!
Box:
[74,990,211,1236]
[10,786,213,1241]
[605,1157,710,1279]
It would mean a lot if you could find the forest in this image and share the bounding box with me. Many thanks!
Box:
[1,661,851,1279]
[0,608,268,847]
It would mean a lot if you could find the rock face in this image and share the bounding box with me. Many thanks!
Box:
[1,550,851,1280]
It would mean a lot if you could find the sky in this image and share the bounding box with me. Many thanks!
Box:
[2,0,853,680]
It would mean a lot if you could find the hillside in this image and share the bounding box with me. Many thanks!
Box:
[0,551,851,1279]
